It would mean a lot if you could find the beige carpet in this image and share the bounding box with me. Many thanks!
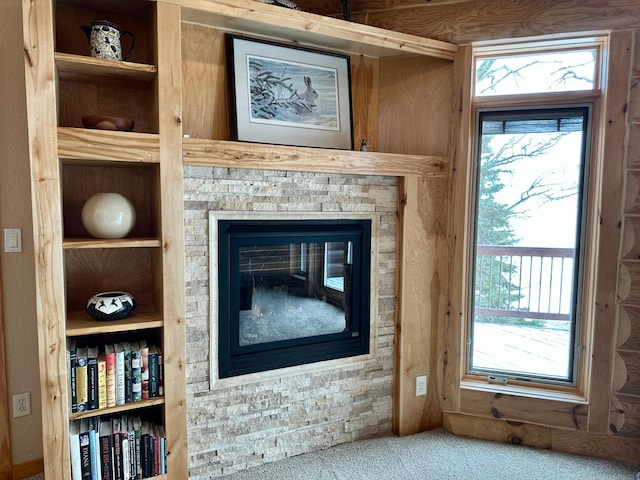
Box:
[222,428,639,480]
[27,428,639,479]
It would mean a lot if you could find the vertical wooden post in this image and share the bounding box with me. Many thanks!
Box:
[443,45,473,414]
[589,30,633,433]
[156,2,189,476]
[394,174,449,435]
[22,0,70,477]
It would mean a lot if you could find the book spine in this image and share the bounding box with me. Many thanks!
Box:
[70,424,82,480]
[148,351,159,398]
[105,351,116,408]
[99,433,113,480]
[69,348,77,413]
[140,345,149,400]
[134,428,141,479]
[113,432,123,480]
[76,352,88,413]
[158,352,164,397]
[79,431,92,479]
[154,433,160,476]
[160,435,166,475]
[88,427,99,480]
[131,350,142,402]
[87,354,98,410]
[121,432,130,480]
[115,349,125,406]
[124,349,133,404]
[141,434,151,478]
[98,354,107,410]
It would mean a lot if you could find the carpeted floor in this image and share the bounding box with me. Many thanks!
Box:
[26,428,639,479]
[223,428,639,480]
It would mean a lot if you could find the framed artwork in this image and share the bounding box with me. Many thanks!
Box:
[226,34,353,150]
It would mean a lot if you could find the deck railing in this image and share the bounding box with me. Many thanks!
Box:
[474,245,574,322]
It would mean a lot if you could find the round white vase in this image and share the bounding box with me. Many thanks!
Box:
[81,192,136,239]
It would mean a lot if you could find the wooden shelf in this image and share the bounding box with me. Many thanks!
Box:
[69,397,164,421]
[63,237,162,249]
[176,0,457,60]
[66,308,163,336]
[55,52,157,86]
[58,128,161,163]
[182,138,450,177]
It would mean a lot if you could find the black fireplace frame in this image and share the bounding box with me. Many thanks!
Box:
[216,218,372,378]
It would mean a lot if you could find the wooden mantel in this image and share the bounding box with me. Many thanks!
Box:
[182,138,449,178]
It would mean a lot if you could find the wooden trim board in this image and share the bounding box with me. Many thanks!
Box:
[444,412,640,464]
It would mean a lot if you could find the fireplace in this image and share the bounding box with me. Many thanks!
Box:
[211,213,373,378]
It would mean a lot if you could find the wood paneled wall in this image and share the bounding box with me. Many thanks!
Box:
[297,0,640,44]
[298,0,640,462]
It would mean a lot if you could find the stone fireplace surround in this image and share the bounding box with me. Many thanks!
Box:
[184,166,397,477]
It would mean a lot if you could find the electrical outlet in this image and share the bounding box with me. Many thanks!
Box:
[416,375,427,396]
[12,392,31,418]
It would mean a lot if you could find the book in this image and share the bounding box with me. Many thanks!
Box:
[70,420,82,480]
[133,416,142,480]
[123,341,133,404]
[148,345,159,398]
[67,338,77,414]
[114,342,126,406]
[130,342,142,402]
[160,431,166,475]
[154,424,165,475]
[140,432,151,478]
[140,341,149,400]
[75,346,88,412]
[104,344,116,408]
[121,429,130,480]
[99,420,114,480]
[87,346,99,410]
[97,353,107,409]
[86,418,99,480]
[79,430,92,479]
[158,349,164,397]
[111,417,123,480]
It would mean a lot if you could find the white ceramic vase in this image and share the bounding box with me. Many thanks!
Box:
[81,192,136,239]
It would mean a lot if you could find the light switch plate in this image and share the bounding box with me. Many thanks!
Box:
[416,375,427,396]
[4,228,22,253]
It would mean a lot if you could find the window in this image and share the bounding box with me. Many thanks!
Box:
[466,38,603,387]
[475,49,597,96]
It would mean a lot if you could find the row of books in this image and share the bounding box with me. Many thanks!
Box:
[70,415,166,480]
[67,340,163,413]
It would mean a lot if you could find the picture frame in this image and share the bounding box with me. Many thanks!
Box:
[226,34,354,150]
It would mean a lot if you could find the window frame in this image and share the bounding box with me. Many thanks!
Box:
[466,105,593,386]
[457,33,608,399]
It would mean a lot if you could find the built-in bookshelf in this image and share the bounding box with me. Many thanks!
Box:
[23,0,186,478]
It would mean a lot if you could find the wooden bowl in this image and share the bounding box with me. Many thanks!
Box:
[81,114,134,131]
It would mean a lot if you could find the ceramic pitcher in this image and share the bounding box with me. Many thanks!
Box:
[81,20,135,61]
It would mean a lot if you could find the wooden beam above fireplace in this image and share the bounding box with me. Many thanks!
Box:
[182,138,449,178]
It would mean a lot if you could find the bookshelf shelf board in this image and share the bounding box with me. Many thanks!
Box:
[63,237,162,249]
[66,309,163,336]
[55,52,157,86]
[68,397,165,421]
[58,128,161,163]
[178,0,457,60]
